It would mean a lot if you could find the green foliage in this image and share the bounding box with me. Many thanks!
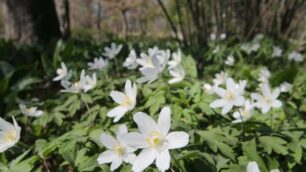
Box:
[0,37,305,172]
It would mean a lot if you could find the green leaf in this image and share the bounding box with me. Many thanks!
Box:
[242,139,268,172]
[259,136,288,155]
[181,55,197,78]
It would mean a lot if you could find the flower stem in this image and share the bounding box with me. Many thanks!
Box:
[170,151,185,172]
[270,109,274,129]
[114,57,120,76]
[237,109,245,139]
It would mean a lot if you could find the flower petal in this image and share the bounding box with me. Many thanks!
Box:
[110,157,123,171]
[272,100,282,108]
[133,112,158,135]
[165,131,189,149]
[158,107,171,136]
[214,87,226,97]
[132,148,157,172]
[121,132,147,148]
[247,161,260,172]
[210,99,227,108]
[100,134,117,149]
[272,88,280,99]
[221,103,233,114]
[124,80,134,99]
[156,150,171,171]
[0,117,13,131]
[110,91,125,104]
[97,150,117,164]
[107,106,129,122]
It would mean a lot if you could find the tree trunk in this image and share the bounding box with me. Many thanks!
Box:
[2,0,61,43]
[58,0,70,39]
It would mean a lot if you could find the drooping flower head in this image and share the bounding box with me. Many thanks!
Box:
[232,100,254,123]
[19,104,44,117]
[53,62,71,81]
[167,49,182,68]
[61,70,97,93]
[124,49,138,69]
[168,65,185,84]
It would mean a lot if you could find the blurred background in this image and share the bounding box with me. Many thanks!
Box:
[0,0,305,46]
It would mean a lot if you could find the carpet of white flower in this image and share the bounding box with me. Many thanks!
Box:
[0,36,306,172]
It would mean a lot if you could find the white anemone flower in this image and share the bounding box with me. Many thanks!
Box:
[61,70,97,93]
[53,62,71,81]
[232,100,254,123]
[167,49,182,68]
[83,73,97,92]
[278,82,292,93]
[122,107,189,172]
[213,71,229,86]
[270,169,280,172]
[156,49,170,65]
[225,55,235,66]
[210,33,216,41]
[241,43,260,54]
[168,65,185,84]
[210,78,245,115]
[220,33,226,40]
[107,80,137,122]
[124,49,138,69]
[212,46,220,54]
[97,125,136,171]
[251,83,282,113]
[19,104,43,117]
[202,83,215,95]
[0,117,21,153]
[103,43,123,59]
[137,56,166,83]
[137,47,160,68]
[247,161,260,172]
[60,80,83,93]
[272,46,283,58]
[88,57,108,70]
[258,67,271,84]
[288,51,304,62]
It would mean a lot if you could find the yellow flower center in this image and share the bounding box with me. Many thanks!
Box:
[146,58,154,67]
[114,144,125,156]
[25,107,34,114]
[225,91,234,100]
[146,131,164,148]
[5,131,16,142]
[58,69,63,74]
[74,81,82,89]
[240,109,248,117]
[264,96,272,104]
[121,96,132,107]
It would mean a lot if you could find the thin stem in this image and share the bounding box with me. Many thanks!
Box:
[83,100,90,113]
[114,57,120,76]
[42,158,50,172]
[270,109,274,129]
[170,151,185,172]
[237,108,245,139]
